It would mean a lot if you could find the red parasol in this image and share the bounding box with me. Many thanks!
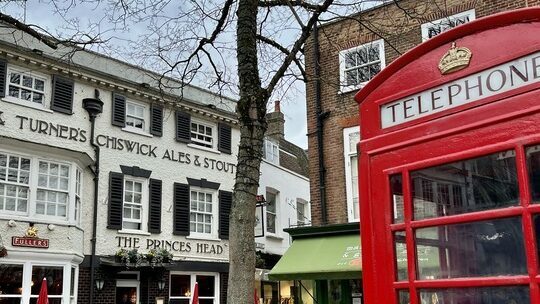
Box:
[37,278,49,304]
[254,288,260,304]
[191,282,199,304]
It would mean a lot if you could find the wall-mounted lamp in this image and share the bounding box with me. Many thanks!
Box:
[95,278,105,291]
[157,278,166,292]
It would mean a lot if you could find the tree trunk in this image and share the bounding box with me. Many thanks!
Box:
[228,1,268,304]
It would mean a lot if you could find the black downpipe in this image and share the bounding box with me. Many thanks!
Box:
[313,23,328,225]
[83,94,103,304]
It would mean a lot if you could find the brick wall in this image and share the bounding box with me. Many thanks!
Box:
[305,0,540,226]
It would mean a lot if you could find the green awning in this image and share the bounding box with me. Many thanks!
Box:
[268,234,362,281]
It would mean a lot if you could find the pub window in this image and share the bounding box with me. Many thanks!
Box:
[125,101,147,131]
[344,127,360,222]
[191,120,215,149]
[170,273,218,304]
[421,9,476,41]
[189,187,218,238]
[0,150,82,224]
[339,40,385,93]
[122,177,147,231]
[5,66,49,109]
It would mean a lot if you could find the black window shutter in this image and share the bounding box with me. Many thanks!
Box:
[51,75,74,114]
[0,60,6,98]
[219,190,232,240]
[108,172,124,230]
[173,183,190,235]
[112,93,126,127]
[218,123,232,154]
[176,111,191,143]
[148,179,162,233]
[150,104,163,137]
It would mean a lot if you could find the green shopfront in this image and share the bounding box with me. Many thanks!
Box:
[269,223,362,304]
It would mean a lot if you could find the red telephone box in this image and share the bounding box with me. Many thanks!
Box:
[355,8,540,304]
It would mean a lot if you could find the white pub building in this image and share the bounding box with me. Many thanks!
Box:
[0,23,238,304]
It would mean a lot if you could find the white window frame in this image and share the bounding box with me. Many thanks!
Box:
[169,272,220,304]
[190,119,216,149]
[121,177,149,232]
[122,100,153,137]
[296,199,309,226]
[265,189,279,235]
[343,127,360,222]
[263,139,279,165]
[116,271,140,304]
[0,260,77,304]
[0,149,82,225]
[189,186,218,239]
[421,9,476,41]
[339,39,385,93]
[3,65,51,111]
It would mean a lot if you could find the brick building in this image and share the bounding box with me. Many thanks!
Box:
[271,1,540,304]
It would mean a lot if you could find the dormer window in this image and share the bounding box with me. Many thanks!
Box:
[263,139,279,165]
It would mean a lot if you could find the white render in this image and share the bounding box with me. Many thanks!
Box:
[256,157,310,256]
[0,35,239,267]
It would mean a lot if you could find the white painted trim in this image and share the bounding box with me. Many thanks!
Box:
[421,9,476,41]
[343,126,360,222]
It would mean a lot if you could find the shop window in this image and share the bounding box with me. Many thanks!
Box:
[339,40,385,93]
[0,150,82,224]
[5,67,49,108]
[415,216,526,280]
[262,281,279,304]
[191,120,215,149]
[418,286,529,303]
[189,188,218,238]
[170,273,218,304]
[266,190,278,234]
[123,178,147,231]
[263,139,279,165]
[296,199,308,226]
[421,9,476,41]
[344,127,360,222]
[411,150,518,220]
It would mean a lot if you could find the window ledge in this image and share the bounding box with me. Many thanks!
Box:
[2,97,53,113]
[121,127,154,138]
[265,234,283,240]
[338,84,365,95]
[186,235,222,242]
[118,229,151,236]
[187,143,221,155]
[0,215,80,228]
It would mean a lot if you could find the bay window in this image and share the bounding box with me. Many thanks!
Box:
[0,150,82,224]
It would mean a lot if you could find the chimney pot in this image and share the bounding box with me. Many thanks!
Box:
[274,100,281,113]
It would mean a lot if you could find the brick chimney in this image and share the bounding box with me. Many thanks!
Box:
[266,100,285,141]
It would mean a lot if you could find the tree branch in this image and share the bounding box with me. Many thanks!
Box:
[256,34,307,81]
[0,12,59,49]
[259,0,320,11]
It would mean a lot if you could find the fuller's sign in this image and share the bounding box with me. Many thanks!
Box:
[380,51,540,128]
[12,236,49,248]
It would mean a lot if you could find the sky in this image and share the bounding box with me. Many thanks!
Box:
[1,1,310,149]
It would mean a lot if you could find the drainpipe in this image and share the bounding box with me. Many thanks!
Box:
[313,23,329,225]
[83,91,104,304]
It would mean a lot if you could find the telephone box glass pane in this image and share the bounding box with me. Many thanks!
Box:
[416,217,526,279]
[411,150,518,220]
[526,144,540,202]
[418,286,529,304]
[397,290,409,304]
[390,174,404,223]
[394,231,407,281]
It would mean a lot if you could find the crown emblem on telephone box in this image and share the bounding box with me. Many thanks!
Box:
[438,42,472,75]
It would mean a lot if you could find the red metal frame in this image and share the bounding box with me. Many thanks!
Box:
[355,8,540,304]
